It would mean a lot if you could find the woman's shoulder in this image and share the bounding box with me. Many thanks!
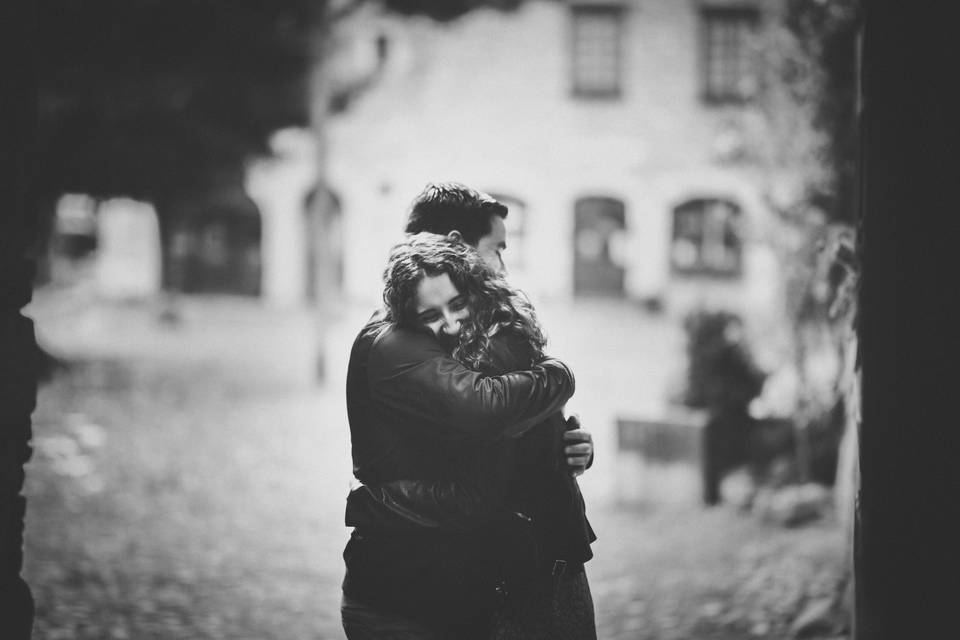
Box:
[489,325,531,348]
[368,323,444,364]
[484,327,538,373]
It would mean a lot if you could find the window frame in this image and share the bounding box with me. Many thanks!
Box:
[569,3,626,100]
[670,198,744,278]
[698,5,761,105]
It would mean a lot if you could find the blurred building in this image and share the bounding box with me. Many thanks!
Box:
[45,194,164,301]
[45,140,310,306]
[164,188,263,297]
[45,0,793,323]
[47,190,262,301]
[327,0,788,317]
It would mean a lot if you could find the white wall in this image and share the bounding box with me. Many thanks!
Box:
[328,0,787,321]
[94,198,163,300]
[245,128,317,308]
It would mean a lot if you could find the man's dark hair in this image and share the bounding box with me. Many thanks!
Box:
[404,182,508,246]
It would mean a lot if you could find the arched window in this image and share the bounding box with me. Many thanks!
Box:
[671,198,743,277]
[53,193,98,259]
[168,191,263,296]
[573,196,627,296]
[303,185,344,299]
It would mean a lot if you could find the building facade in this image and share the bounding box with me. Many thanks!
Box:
[327,0,788,317]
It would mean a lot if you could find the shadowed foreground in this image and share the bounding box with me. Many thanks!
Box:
[24,296,845,639]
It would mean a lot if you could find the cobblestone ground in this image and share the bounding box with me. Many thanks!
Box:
[22,293,847,639]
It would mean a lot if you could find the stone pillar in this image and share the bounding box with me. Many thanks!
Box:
[245,128,317,308]
[94,198,163,301]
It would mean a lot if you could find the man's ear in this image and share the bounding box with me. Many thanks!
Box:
[446,230,464,242]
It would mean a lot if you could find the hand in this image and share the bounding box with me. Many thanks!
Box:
[563,413,594,477]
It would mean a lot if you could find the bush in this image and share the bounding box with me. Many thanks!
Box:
[681,310,766,413]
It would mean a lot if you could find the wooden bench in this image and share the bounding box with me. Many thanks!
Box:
[615,411,708,508]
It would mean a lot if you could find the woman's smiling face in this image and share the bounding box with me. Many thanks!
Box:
[414,272,470,338]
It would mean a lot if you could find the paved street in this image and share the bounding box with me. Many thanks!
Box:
[22,293,845,639]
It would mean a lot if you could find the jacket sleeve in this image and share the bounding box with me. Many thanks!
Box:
[368,327,575,442]
[344,479,499,533]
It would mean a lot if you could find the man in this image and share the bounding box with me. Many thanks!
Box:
[341,183,595,638]
[403,182,594,472]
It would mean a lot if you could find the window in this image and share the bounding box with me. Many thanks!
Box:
[570,4,624,99]
[700,7,759,103]
[671,198,743,276]
[573,196,627,296]
[53,193,98,259]
[200,222,229,267]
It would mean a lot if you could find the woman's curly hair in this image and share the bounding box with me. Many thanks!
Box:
[381,233,546,369]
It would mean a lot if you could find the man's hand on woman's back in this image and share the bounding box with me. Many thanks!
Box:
[563,413,594,476]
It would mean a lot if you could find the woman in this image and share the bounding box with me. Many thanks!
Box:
[343,233,596,639]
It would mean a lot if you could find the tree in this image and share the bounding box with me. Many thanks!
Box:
[34,0,317,285]
[749,0,861,632]
[35,1,319,195]
[745,0,859,479]
[33,0,524,258]
[34,0,526,376]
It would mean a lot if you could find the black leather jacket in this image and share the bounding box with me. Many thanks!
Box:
[346,318,575,487]
[342,317,577,613]
[345,323,594,570]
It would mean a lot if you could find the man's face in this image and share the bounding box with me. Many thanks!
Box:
[474,215,507,275]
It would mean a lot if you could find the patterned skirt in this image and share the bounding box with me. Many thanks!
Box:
[488,569,597,640]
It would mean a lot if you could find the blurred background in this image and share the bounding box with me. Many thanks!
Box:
[22,0,861,638]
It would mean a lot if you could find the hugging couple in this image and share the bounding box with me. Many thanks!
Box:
[341,183,597,639]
